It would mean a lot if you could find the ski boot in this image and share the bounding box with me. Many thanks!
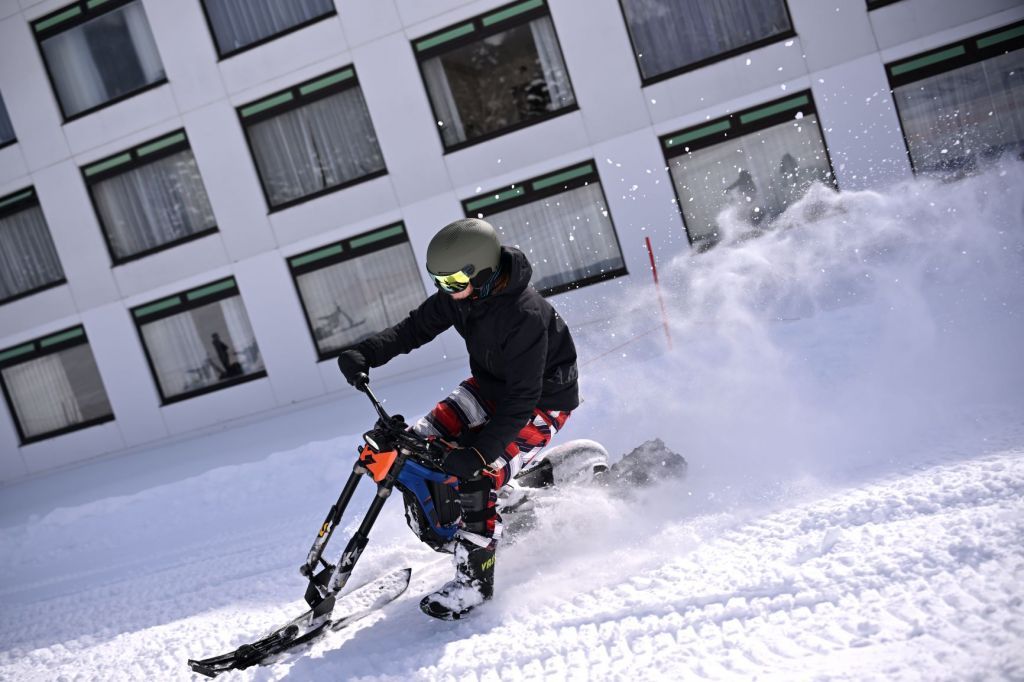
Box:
[420,536,494,620]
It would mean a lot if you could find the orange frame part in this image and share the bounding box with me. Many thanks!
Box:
[359,445,398,482]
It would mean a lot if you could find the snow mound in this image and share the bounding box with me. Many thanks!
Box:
[604,437,688,487]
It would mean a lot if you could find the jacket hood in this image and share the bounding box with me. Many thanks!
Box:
[494,246,532,298]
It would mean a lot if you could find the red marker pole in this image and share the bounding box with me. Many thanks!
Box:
[645,236,673,350]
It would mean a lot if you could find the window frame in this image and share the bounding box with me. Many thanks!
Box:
[80,128,219,266]
[197,0,338,61]
[412,0,580,154]
[236,65,388,213]
[287,222,427,362]
[0,187,67,305]
[866,0,906,9]
[616,0,797,87]
[461,160,628,296]
[0,92,16,150]
[30,0,168,123]
[659,91,837,248]
[0,325,115,445]
[130,276,267,405]
[885,20,1024,175]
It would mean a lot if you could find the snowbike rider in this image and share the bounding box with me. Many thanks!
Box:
[336,218,580,620]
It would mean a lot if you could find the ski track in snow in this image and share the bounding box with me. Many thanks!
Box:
[0,448,1021,681]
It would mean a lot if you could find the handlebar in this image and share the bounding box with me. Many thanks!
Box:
[354,374,447,467]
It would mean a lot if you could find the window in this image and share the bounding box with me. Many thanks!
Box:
[0,188,66,304]
[463,161,627,295]
[132,278,265,403]
[887,21,1024,176]
[239,66,386,211]
[619,0,794,84]
[288,223,427,360]
[867,0,905,8]
[414,0,577,151]
[82,130,217,264]
[32,0,166,120]
[661,92,835,248]
[0,92,14,147]
[0,326,114,444]
[201,0,336,59]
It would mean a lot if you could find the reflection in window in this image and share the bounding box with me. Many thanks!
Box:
[0,92,14,146]
[240,67,386,210]
[288,224,426,359]
[0,188,65,303]
[0,327,113,443]
[133,279,265,402]
[664,94,834,247]
[34,0,165,119]
[84,130,217,263]
[620,0,793,82]
[464,162,626,295]
[890,33,1024,177]
[202,0,335,57]
[416,1,576,149]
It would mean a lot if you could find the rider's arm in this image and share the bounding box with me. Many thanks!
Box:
[354,292,454,368]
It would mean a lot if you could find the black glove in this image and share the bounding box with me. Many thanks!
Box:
[441,447,488,480]
[337,349,368,386]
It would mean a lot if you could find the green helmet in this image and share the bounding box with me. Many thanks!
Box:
[426,219,501,292]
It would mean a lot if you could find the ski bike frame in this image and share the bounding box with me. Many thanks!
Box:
[299,373,457,616]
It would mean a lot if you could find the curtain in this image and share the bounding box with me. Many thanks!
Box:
[141,313,210,397]
[0,204,65,300]
[529,17,574,110]
[669,115,832,243]
[203,0,334,54]
[40,1,164,117]
[296,244,426,354]
[247,87,385,207]
[0,92,14,143]
[894,49,1024,176]
[621,0,791,80]
[3,354,82,438]
[90,149,216,260]
[421,57,466,146]
[219,297,263,373]
[485,184,625,293]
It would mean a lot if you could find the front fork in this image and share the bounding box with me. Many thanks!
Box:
[299,450,407,615]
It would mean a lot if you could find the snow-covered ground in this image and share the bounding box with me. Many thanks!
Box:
[1,164,1023,680]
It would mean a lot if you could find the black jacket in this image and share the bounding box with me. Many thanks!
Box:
[353,247,579,462]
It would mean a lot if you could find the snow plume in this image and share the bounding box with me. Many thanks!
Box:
[578,161,1024,488]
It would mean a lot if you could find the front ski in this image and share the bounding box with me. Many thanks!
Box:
[187,568,411,678]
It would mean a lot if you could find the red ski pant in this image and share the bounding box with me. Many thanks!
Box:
[412,377,571,543]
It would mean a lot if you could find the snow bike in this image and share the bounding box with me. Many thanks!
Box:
[187,374,465,677]
[187,374,614,677]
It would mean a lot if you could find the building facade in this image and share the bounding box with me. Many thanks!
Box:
[0,0,1021,482]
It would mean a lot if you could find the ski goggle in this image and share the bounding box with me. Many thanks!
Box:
[429,269,472,293]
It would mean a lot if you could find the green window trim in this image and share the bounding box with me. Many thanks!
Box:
[33,5,82,33]
[466,187,525,212]
[239,66,358,120]
[975,24,1024,50]
[0,343,35,363]
[40,327,84,347]
[740,95,810,125]
[186,278,237,301]
[133,296,181,318]
[83,129,191,178]
[890,46,966,77]
[664,120,732,150]
[532,163,594,191]
[289,244,344,269]
[0,188,36,210]
[416,23,475,53]
[288,223,409,273]
[349,224,405,249]
[482,0,544,27]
